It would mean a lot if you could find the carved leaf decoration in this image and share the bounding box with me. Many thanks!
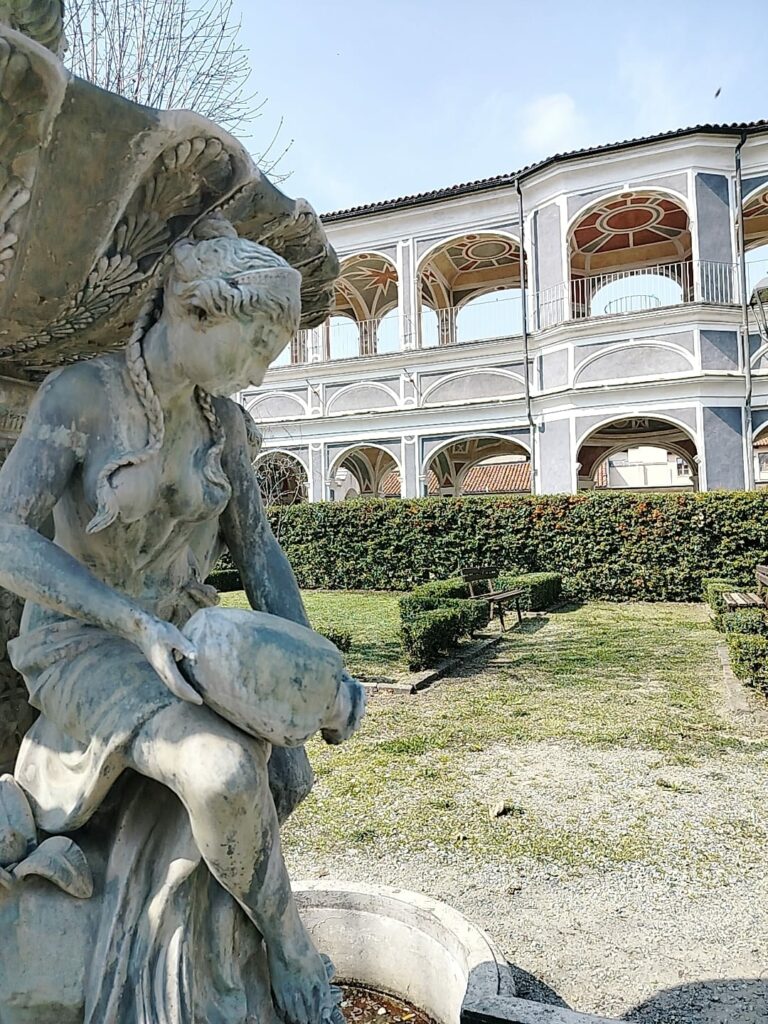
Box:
[10,134,234,364]
[0,35,47,286]
[13,835,94,899]
[113,212,170,268]
[0,773,37,867]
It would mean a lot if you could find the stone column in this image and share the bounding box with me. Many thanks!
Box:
[400,435,419,498]
[397,238,419,350]
[693,173,736,302]
[531,201,566,329]
[537,417,575,494]
[307,442,325,502]
[700,405,746,490]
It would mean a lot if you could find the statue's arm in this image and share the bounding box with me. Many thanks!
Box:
[218,400,310,628]
[0,373,198,700]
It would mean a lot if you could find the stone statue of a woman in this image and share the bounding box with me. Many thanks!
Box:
[0,217,360,1024]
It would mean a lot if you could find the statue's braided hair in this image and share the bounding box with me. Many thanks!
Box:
[87,219,297,535]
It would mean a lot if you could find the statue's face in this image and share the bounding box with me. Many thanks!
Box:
[169,266,302,395]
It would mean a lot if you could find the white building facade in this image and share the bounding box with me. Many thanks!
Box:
[238,122,768,501]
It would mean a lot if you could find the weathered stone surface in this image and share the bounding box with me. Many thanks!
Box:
[0,9,357,1020]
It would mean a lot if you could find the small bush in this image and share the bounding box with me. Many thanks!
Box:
[398,578,470,617]
[206,568,243,592]
[401,606,479,671]
[720,608,768,636]
[703,579,738,618]
[727,633,768,693]
[495,571,562,611]
[318,627,352,653]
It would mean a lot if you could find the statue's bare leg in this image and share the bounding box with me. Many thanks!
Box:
[129,701,332,1024]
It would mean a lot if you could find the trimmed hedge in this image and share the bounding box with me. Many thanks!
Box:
[400,606,483,671]
[496,571,562,611]
[265,493,768,600]
[720,608,768,636]
[702,578,738,617]
[727,633,768,693]
[206,568,242,592]
[317,627,352,653]
[399,579,489,670]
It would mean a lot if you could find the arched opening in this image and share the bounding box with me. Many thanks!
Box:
[328,252,400,359]
[743,186,768,296]
[569,192,692,319]
[752,422,768,488]
[425,436,531,497]
[418,233,524,347]
[577,417,698,492]
[330,445,401,500]
[254,451,309,507]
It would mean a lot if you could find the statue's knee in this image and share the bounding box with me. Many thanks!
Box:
[188,735,268,812]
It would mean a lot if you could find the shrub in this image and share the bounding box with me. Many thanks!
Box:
[206,568,242,592]
[399,578,491,669]
[702,578,738,616]
[318,627,352,653]
[401,606,479,671]
[727,633,768,693]
[266,492,768,600]
[495,571,562,611]
[720,608,768,636]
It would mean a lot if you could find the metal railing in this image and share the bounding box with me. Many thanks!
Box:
[534,260,739,329]
[299,259,748,363]
[326,315,400,360]
[420,292,523,348]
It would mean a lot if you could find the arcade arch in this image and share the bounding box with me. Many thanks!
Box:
[424,435,531,496]
[743,185,768,296]
[576,416,698,492]
[328,252,400,358]
[568,191,692,319]
[418,233,524,347]
[329,444,401,500]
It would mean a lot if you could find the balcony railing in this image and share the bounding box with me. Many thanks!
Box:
[272,258,753,367]
[420,292,523,347]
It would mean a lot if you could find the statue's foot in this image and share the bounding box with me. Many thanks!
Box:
[268,939,336,1024]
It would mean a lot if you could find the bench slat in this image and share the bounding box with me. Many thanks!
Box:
[723,591,765,608]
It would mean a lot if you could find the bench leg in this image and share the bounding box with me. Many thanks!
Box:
[497,602,506,632]
[515,596,522,626]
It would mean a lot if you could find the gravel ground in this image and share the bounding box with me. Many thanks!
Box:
[285,617,768,1024]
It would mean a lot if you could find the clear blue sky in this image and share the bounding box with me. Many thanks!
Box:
[234,1,766,215]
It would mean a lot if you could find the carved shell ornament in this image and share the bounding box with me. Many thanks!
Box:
[0,9,338,381]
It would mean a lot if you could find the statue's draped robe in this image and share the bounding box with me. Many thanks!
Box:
[12,601,281,1024]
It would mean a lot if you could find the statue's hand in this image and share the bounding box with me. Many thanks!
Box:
[134,615,201,705]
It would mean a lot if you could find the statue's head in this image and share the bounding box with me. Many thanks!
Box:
[162,217,302,395]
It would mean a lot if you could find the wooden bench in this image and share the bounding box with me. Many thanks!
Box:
[723,565,768,611]
[460,566,524,632]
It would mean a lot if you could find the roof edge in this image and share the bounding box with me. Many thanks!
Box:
[321,121,768,223]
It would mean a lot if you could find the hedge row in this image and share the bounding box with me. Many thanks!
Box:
[398,573,563,670]
[496,572,562,611]
[261,493,768,601]
[704,579,768,694]
[399,579,489,670]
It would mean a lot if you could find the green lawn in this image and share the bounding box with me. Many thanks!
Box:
[262,600,768,870]
[219,589,406,679]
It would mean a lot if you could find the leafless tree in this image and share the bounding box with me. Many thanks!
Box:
[64,0,291,173]
[255,452,308,509]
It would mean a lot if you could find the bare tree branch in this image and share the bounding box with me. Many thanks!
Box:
[63,0,292,175]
